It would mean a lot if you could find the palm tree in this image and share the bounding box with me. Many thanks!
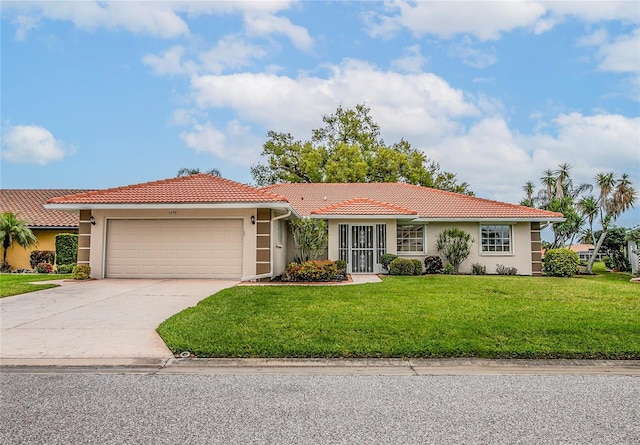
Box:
[585,172,637,274]
[577,195,599,245]
[521,181,535,207]
[0,212,38,268]
[176,167,221,177]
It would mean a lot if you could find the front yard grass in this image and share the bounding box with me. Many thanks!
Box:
[158,267,640,359]
[0,274,72,298]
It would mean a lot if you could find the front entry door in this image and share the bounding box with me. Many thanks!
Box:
[351,225,374,273]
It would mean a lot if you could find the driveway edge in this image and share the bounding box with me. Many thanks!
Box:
[2,357,639,376]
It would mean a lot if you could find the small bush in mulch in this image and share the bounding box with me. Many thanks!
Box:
[282,260,347,282]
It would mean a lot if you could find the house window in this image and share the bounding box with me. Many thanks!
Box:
[481,225,512,253]
[397,224,424,253]
[338,224,349,262]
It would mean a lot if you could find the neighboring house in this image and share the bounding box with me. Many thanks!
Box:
[0,189,89,270]
[568,244,605,262]
[45,175,564,279]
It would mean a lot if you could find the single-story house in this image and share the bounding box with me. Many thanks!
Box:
[0,189,89,270]
[45,174,564,279]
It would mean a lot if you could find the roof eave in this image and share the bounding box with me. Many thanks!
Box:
[309,214,418,220]
[45,202,296,212]
[412,217,566,223]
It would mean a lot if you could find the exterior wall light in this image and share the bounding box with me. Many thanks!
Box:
[250,215,256,225]
[89,216,96,225]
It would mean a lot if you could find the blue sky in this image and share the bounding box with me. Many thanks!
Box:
[1,1,639,227]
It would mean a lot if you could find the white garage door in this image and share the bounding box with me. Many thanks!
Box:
[106,219,243,279]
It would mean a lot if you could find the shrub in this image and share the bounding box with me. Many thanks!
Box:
[443,263,455,274]
[0,262,11,273]
[543,248,579,277]
[283,260,343,282]
[602,256,612,269]
[72,264,91,280]
[471,263,487,275]
[380,253,398,272]
[435,228,474,273]
[56,264,75,274]
[389,258,415,275]
[288,219,328,262]
[29,251,55,269]
[424,255,444,274]
[335,259,347,280]
[496,264,518,275]
[35,262,53,274]
[410,259,423,275]
[55,234,78,266]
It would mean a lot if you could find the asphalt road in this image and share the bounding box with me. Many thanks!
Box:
[1,374,638,444]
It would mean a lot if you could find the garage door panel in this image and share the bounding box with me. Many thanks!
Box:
[106,219,244,279]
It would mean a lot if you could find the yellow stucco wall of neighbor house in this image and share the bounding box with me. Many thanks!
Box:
[4,229,77,271]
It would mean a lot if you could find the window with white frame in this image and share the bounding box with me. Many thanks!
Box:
[397,224,424,253]
[481,225,512,253]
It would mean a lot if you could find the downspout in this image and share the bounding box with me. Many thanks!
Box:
[242,209,292,281]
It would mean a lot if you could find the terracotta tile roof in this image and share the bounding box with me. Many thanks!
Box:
[260,183,565,220]
[0,189,90,228]
[47,174,289,204]
[311,198,417,216]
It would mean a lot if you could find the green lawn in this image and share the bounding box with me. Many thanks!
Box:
[158,265,640,359]
[0,274,72,298]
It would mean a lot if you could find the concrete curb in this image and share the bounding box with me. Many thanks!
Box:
[2,357,639,376]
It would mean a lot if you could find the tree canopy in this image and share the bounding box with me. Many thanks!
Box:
[177,167,221,177]
[251,104,472,195]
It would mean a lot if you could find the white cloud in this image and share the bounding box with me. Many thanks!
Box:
[367,1,640,40]
[143,45,195,76]
[595,29,640,73]
[448,37,497,68]
[199,35,268,74]
[391,45,427,73]
[424,112,640,204]
[244,12,313,50]
[190,59,478,137]
[4,0,310,45]
[180,120,263,165]
[368,1,546,40]
[1,124,69,165]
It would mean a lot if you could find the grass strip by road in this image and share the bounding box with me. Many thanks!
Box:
[158,265,639,359]
[0,274,72,298]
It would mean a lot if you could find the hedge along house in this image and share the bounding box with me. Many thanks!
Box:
[0,189,89,270]
[46,175,564,279]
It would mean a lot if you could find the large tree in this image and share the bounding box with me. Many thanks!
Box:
[0,212,38,267]
[251,104,472,195]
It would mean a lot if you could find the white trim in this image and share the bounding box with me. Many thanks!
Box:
[310,214,416,220]
[409,217,564,223]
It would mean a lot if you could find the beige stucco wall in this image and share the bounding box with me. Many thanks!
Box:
[4,228,77,271]
[424,222,532,275]
[89,208,258,279]
[324,220,533,275]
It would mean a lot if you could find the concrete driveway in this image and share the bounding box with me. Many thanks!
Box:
[0,279,237,360]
